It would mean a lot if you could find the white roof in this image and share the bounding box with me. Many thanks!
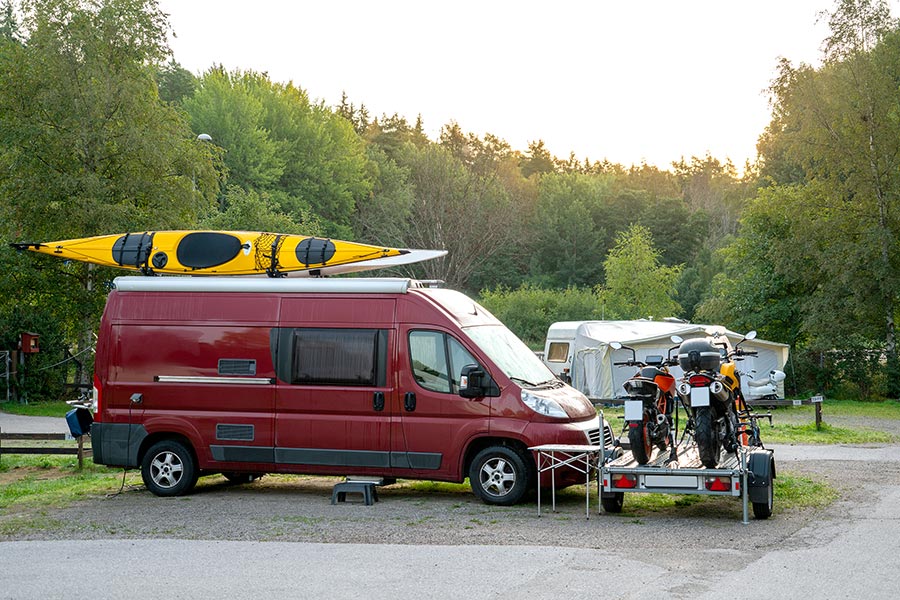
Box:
[113,276,415,294]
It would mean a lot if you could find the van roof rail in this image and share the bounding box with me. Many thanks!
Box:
[112,276,416,294]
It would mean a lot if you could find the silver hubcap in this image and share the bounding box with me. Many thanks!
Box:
[480,457,516,497]
[150,451,184,489]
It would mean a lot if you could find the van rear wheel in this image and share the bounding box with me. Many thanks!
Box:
[141,440,198,497]
[469,445,530,506]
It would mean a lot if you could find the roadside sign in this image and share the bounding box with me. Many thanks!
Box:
[811,395,824,403]
[793,399,802,406]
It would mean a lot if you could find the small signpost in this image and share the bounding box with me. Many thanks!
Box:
[747,394,825,430]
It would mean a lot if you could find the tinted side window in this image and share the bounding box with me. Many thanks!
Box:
[409,330,478,394]
[287,328,387,386]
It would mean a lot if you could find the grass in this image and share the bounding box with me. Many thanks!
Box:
[600,398,900,445]
[1,400,73,417]
[761,422,894,444]
[0,455,141,512]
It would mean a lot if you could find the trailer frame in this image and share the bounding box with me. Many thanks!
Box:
[600,441,775,524]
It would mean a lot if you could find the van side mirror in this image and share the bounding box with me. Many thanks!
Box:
[459,364,499,399]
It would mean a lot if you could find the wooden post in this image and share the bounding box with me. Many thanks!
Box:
[77,435,84,470]
[811,394,824,430]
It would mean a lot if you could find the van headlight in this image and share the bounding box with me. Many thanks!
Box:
[521,390,568,418]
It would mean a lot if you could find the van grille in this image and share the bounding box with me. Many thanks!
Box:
[585,426,614,448]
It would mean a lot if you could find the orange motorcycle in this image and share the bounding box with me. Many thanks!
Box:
[611,337,682,464]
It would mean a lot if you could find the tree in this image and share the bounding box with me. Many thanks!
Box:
[528,172,611,288]
[156,59,196,104]
[184,68,371,237]
[356,141,516,290]
[520,140,556,178]
[0,0,218,391]
[598,225,683,320]
[755,0,900,396]
[0,0,21,41]
[200,186,322,234]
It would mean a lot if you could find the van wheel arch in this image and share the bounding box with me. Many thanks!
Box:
[138,433,198,475]
[463,438,536,486]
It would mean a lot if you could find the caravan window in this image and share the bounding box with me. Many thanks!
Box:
[547,342,569,363]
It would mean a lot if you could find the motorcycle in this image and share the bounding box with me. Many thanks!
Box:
[611,336,682,465]
[746,368,787,402]
[676,330,759,468]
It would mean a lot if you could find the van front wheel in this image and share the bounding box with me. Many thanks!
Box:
[469,446,530,506]
[141,440,198,497]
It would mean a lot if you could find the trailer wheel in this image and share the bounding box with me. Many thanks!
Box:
[601,493,624,513]
[752,474,774,519]
[694,407,720,468]
[141,439,198,497]
[469,445,530,506]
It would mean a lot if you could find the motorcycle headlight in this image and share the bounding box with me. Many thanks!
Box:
[521,390,568,418]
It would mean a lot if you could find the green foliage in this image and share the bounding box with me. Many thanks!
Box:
[184,67,372,238]
[527,172,612,288]
[478,285,599,348]
[598,225,682,320]
[200,186,322,235]
[156,59,197,105]
[0,0,218,397]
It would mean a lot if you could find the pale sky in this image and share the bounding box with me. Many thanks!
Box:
[157,0,900,171]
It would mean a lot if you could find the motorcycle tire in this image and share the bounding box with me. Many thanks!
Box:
[628,418,653,465]
[694,407,721,468]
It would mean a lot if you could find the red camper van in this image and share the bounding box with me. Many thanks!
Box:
[90,277,613,505]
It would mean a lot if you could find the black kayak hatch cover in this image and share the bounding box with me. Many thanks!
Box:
[176,232,243,269]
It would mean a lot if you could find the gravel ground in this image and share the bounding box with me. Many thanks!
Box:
[2,410,899,575]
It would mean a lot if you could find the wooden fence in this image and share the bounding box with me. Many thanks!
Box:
[0,428,92,469]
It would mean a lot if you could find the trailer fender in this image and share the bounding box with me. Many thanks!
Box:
[747,448,775,504]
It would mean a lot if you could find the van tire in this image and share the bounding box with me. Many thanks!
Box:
[469,445,530,506]
[141,440,198,497]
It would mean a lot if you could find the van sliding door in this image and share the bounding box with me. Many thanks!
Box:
[273,325,394,474]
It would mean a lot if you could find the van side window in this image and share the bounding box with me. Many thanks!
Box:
[409,330,478,394]
[546,342,569,362]
[288,328,387,386]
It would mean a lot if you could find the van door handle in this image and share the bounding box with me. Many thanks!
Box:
[404,392,416,412]
[373,391,385,412]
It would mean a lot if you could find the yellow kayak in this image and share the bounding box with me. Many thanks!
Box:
[11,231,446,277]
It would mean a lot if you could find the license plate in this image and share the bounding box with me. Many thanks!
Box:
[691,387,710,407]
[624,399,643,421]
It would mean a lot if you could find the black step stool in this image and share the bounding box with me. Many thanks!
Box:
[331,481,378,506]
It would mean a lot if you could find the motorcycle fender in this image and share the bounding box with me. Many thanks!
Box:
[747,449,776,503]
[624,399,643,421]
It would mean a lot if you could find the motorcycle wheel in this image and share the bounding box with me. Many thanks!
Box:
[694,407,721,468]
[628,417,653,465]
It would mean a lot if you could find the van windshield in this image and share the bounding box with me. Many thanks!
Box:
[463,324,556,387]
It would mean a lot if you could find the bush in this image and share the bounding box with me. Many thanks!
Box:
[478,284,599,348]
